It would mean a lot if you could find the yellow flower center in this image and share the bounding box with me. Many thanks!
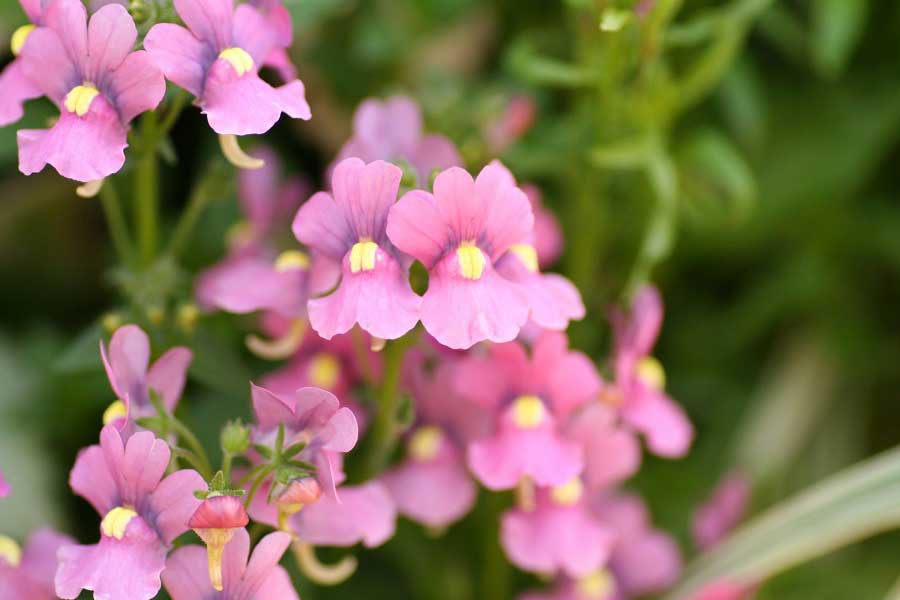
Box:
[102,400,128,426]
[636,356,666,390]
[101,506,138,540]
[64,84,100,117]
[509,244,539,272]
[456,242,485,280]
[275,250,310,272]
[408,426,443,461]
[219,47,254,76]
[511,395,545,429]
[11,24,35,56]
[349,241,378,273]
[577,569,615,599]
[550,477,583,506]
[309,353,340,389]
[0,535,22,567]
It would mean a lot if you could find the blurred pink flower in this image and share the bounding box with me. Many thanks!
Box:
[247,0,297,81]
[16,0,165,182]
[0,0,47,127]
[163,529,298,600]
[0,468,9,497]
[57,426,205,600]
[145,0,310,135]
[291,480,397,548]
[566,404,641,492]
[1,529,74,599]
[523,184,564,269]
[332,96,462,185]
[693,472,751,550]
[387,163,534,349]
[691,580,756,600]
[485,94,537,155]
[294,158,421,341]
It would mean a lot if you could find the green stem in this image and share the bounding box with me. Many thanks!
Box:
[158,89,188,136]
[166,163,224,258]
[98,181,134,263]
[222,452,233,485]
[169,416,213,480]
[244,463,278,510]
[136,112,159,266]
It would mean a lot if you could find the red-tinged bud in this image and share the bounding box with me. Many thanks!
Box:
[274,477,321,532]
[189,495,249,591]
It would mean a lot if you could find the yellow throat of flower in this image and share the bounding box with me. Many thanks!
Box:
[219,47,254,76]
[577,569,615,599]
[511,395,545,429]
[11,24,35,56]
[509,244,539,272]
[457,242,485,280]
[64,84,100,117]
[349,241,378,273]
[408,426,443,461]
[101,506,138,540]
[0,535,22,567]
[550,477,583,506]
[636,356,666,390]
[102,400,127,426]
[275,250,310,272]
[309,354,341,389]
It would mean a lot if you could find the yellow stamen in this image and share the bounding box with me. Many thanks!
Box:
[245,319,306,360]
[101,506,138,540]
[456,242,485,280]
[219,47,254,76]
[195,528,235,592]
[509,244,539,272]
[219,134,265,170]
[349,241,378,273]
[0,535,22,567]
[511,395,545,429]
[309,354,340,389]
[550,477,583,506]
[64,84,100,117]
[408,426,443,461]
[275,250,310,272]
[577,569,615,599]
[102,400,128,426]
[11,24,35,56]
[636,356,666,390]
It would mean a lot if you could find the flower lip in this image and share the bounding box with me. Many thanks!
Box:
[10,24,35,56]
[218,47,255,77]
[0,534,22,567]
[407,426,444,461]
[188,495,250,531]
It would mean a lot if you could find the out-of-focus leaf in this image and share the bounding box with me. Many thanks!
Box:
[717,57,767,149]
[810,0,868,80]
[188,326,251,395]
[53,322,104,374]
[677,127,756,224]
[663,445,900,599]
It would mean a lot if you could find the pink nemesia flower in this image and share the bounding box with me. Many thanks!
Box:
[607,285,694,458]
[294,158,421,341]
[458,332,600,489]
[246,0,297,81]
[519,574,625,600]
[163,529,299,600]
[144,0,310,136]
[0,468,9,497]
[0,529,74,599]
[692,471,751,550]
[188,496,250,592]
[56,426,205,600]
[566,404,641,492]
[485,94,536,155]
[332,96,462,185]
[387,163,534,349]
[523,184,564,269]
[16,0,165,182]
[291,480,397,548]
[501,480,616,578]
[591,493,682,597]
[0,0,47,127]
[382,352,485,528]
[100,324,192,434]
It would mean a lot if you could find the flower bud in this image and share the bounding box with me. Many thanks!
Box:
[220,421,251,455]
[188,495,249,591]
[275,477,321,531]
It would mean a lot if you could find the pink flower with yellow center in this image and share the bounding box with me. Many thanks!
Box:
[16,0,166,183]
[0,529,74,599]
[56,426,205,600]
[0,0,47,127]
[386,162,535,349]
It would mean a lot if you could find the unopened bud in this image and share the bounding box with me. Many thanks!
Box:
[221,421,251,455]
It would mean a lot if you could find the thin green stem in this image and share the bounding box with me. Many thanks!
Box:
[244,463,278,510]
[222,452,234,485]
[166,163,225,258]
[135,112,160,266]
[98,180,134,263]
[169,416,213,480]
[158,89,188,136]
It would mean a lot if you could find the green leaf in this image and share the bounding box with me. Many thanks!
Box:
[662,445,900,599]
[810,0,868,80]
[53,323,105,374]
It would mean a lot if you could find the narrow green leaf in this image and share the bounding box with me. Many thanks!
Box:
[811,0,868,79]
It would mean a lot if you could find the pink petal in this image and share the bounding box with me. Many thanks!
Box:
[307,256,420,341]
[231,3,277,66]
[294,191,354,260]
[43,0,88,76]
[292,387,359,452]
[331,158,403,243]
[251,383,296,430]
[19,26,78,104]
[471,164,535,260]
[264,46,298,82]
[221,526,251,588]
[353,96,422,157]
[108,50,166,123]
[100,324,150,404]
[567,404,640,490]
[144,23,214,97]
[386,189,451,269]
[613,285,663,359]
[146,346,193,413]
[196,254,308,317]
[0,468,9,497]
[467,427,583,490]
[612,530,682,596]
[501,504,615,577]
[161,544,213,599]
[534,332,600,418]
[20,0,45,22]
[69,444,118,516]
[383,452,476,528]
[173,0,233,50]
[86,4,137,82]
[420,263,529,350]
[118,430,171,508]
[621,388,694,458]
[17,97,129,182]
[293,481,397,547]
[0,59,42,126]
[239,531,293,595]
[453,342,529,410]
[692,472,751,550]
[524,185,564,268]
[498,256,585,331]
[410,135,463,183]
[21,529,76,590]
[147,469,206,544]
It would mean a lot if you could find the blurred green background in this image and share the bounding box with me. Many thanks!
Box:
[1,0,899,598]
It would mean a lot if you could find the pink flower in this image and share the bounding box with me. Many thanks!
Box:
[387,163,534,349]
[0,0,46,127]
[566,404,641,491]
[0,529,74,599]
[485,94,536,155]
[250,384,358,501]
[56,426,205,600]
[163,529,299,600]
[144,0,310,136]
[691,581,756,600]
[100,324,192,434]
[518,574,624,600]
[607,286,694,458]
[0,468,9,497]
[501,480,615,578]
[16,0,165,182]
[291,480,397,548]
[332,96,462,185]
[382,352,484,527]
[692,472,751,550]
[458,332,600,489]
[246,0,297,81]
[294,158,421,341]
[188,496,250,591]
[523,184,564,269]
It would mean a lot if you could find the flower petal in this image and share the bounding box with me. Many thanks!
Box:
[144,23,214,97]
[0,59,43,126]
[108,50,166,123]
[86,3,137,82]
